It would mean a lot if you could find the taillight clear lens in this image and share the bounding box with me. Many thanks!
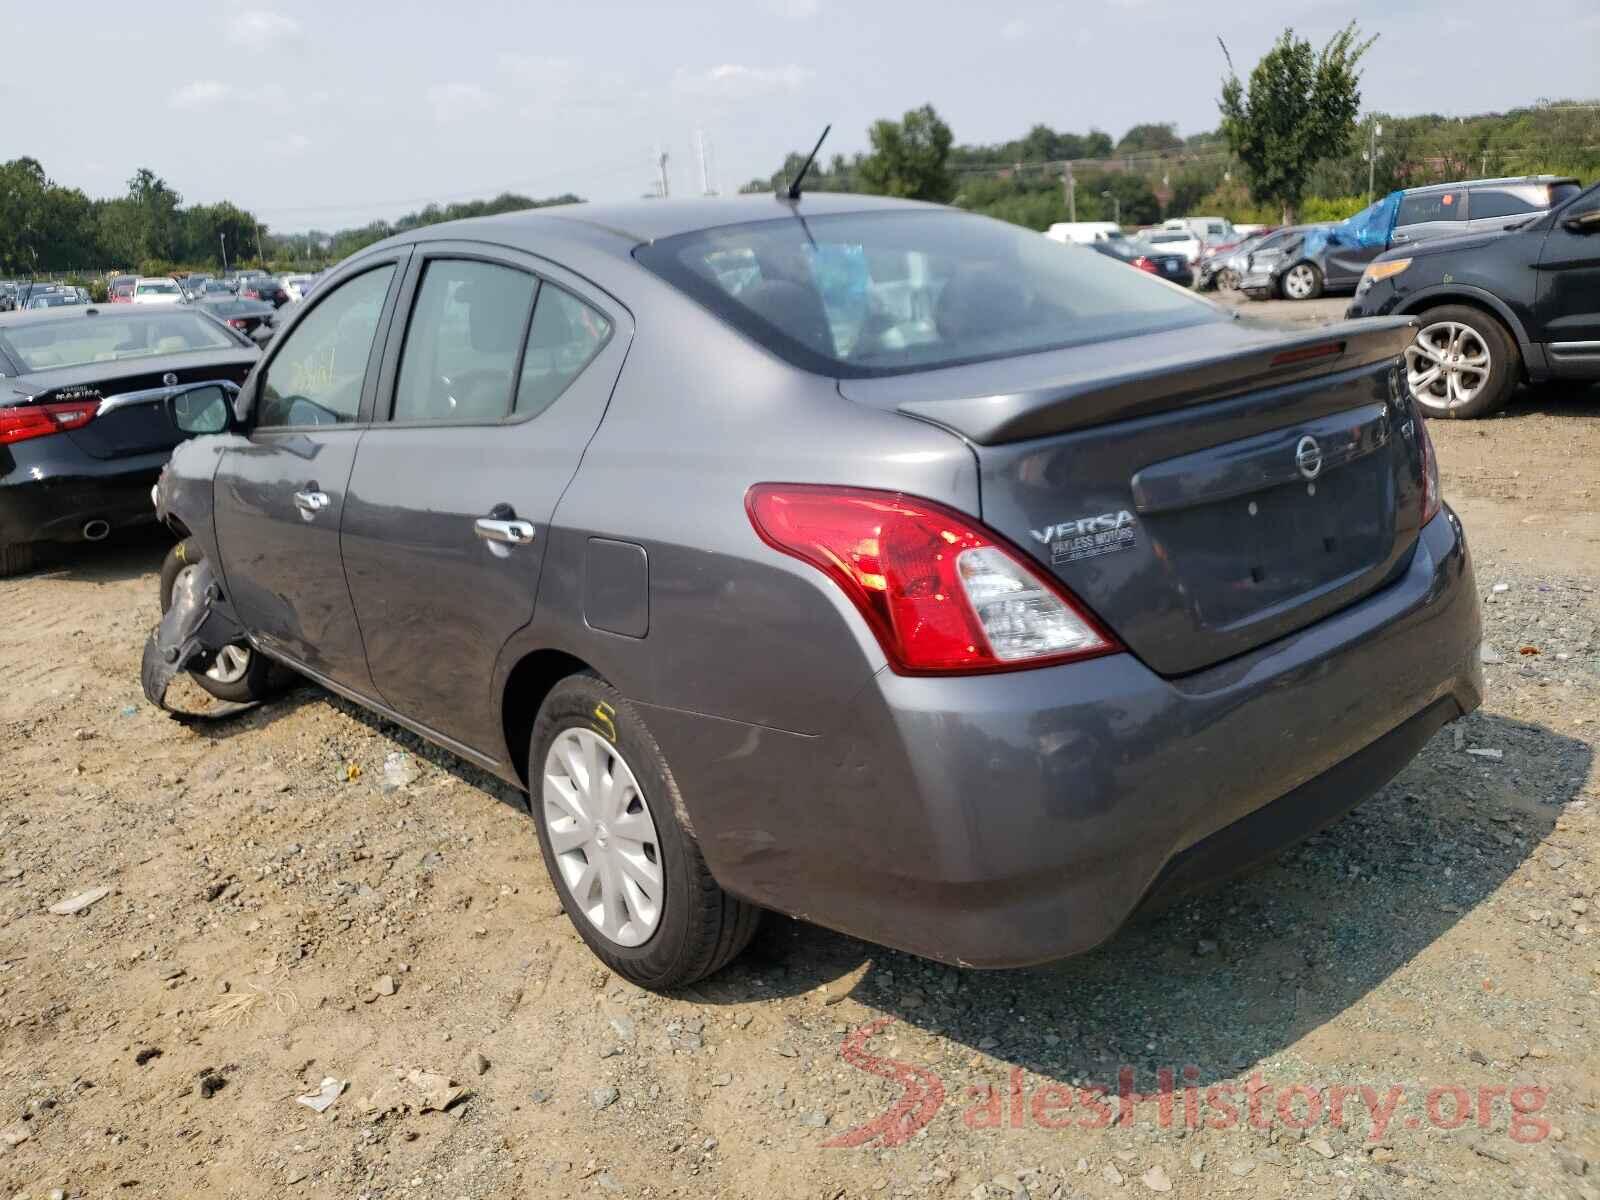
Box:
[746,484,1118,674]
[0,399,98,446]
[1413,401,1441,525]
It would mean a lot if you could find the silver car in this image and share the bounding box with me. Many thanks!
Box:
[146,194,1483,989]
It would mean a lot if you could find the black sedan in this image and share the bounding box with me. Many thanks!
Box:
[1347,180,1600,418]
[191,295,278,338]
[1087,237,1194,287]
[0,306,259,575]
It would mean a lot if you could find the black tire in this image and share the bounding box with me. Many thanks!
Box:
[1279,261,1324,301]
[158,538,280,703]
[1405,304,1521,420]
[0,542,36,579]
[529,674,760,990]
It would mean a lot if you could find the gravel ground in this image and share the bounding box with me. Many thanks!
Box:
[1,325,1598,1198]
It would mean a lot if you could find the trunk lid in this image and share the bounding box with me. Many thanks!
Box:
[841,316,1426,676]
[20,351,255,460]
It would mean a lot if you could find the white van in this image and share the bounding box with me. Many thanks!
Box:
[1162,216,1234,244]
[1044,222,1124,245]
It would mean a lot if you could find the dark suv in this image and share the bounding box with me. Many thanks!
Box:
[1347,180,1600,418]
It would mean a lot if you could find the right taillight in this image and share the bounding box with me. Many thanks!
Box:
[0,399,98,446]
[1414,400,1441,524]
[746,484,1120,675]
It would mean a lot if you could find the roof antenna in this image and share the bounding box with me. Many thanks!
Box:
[781,124,831,201]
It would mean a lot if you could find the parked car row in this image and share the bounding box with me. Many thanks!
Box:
[1236,176,1581,301]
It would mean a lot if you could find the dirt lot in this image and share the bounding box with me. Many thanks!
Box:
[2,328,1599,1198]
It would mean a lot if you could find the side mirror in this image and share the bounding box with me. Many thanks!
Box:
[1563,208,1600,235]
[168,384,235,435]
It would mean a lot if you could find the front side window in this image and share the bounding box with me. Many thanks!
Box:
[516,285,613,418]
[1397,190,1466,226]
[636,209,1214,378]
[392,259,537,423]
[258,264,394,428]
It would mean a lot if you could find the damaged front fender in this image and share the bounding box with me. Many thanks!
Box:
[140,556,251,712]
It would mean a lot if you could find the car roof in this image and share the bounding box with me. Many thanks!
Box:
[402,192,944,253]
[1405,175,1579,195]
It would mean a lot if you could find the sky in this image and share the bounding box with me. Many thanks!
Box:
[6,0,1597,234]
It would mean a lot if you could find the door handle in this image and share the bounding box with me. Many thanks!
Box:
[474,517,536,545]
[294,490,330,514]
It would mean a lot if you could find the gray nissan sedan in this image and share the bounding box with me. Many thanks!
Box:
[146,193,1483,989]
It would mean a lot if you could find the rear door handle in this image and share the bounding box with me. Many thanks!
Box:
[474,517,536,545]
[294,490,330,514]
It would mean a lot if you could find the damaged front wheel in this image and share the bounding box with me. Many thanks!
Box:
[156,538,280,704]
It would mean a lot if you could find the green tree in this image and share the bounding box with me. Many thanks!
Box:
[1115,123,1183,156]
[1218,22,1376,222]
[857,104,954,202]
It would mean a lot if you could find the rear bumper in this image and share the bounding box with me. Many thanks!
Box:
[648,507,1482,968]
[0,434,167,545]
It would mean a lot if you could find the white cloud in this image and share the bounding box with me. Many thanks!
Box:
[1000,17,1028,39]
[225,10,302,50]
[673,63,814,98]
[426,82,496,123]
[768,0,819,16]
[170,80,233,110]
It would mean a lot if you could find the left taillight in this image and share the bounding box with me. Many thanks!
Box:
[227,318,249,329]
[0,399,99,446]
[746,484,1120,675]
[1131,256,1159,275]
[1414,400,1441,525]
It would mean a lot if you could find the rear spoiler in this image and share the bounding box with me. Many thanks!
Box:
[892,317,1415,446]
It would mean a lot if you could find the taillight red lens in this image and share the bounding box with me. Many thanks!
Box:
[228,318,249,329]
[0,399,99,446]
[1132,256,1158,274]
[746,484,1120,674]
[1415,402,1441,524]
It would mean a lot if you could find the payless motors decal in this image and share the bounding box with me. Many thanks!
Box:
[1030,510,1138,565]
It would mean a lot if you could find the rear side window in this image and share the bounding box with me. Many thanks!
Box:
[258,265,394,428]
[1397,190,1466,226]
[515,285,612,418]
[392,259,537,423]
[1469,186,1551,219]
[636,209,1214,378]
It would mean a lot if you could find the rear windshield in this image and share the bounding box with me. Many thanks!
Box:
[136,281,181,295]
[0,311,237,371]
[635,209,1215,378]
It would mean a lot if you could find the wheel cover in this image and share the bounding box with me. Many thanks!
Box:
[1405,321,1491,412]
[1284,265,1315,299]
[542,727,663,947]
[173,565,252,683]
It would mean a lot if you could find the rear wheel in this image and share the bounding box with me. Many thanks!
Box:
[158,538,280,703]
[0,542,36,579]
[530,674,760,989]
[1280,262,1324,301]
[1404,305,1520,420]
